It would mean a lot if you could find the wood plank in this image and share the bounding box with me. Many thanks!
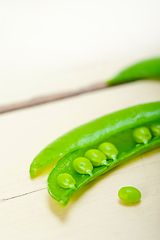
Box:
[0,79,160,240]
[1,148,160,240]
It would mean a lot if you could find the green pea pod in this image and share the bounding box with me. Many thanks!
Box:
[30,102,160,178]
[48,127,160,206]
[107,58,160,86]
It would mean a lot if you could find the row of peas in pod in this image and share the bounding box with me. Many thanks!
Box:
[57,123,160,190]
[57,142,118,189]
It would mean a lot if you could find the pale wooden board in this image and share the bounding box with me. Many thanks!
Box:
[0,57,145,105]
[1,77,160,239]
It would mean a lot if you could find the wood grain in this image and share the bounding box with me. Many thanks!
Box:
[0,82,107,114]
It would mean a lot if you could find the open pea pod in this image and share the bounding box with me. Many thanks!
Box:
[47,103,160,206]
[107,58,160,86]
[48,135,160,206]
[30,102,160,206]
[30,102,160,178]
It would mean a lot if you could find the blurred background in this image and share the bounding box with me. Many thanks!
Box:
[0,0,160,105]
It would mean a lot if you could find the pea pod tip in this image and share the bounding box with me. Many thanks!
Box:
[29,166,36,179]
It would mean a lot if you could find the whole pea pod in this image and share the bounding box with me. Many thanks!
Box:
[107,58,160,86]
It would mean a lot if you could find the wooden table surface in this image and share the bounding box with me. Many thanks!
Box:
[1,61,160,240]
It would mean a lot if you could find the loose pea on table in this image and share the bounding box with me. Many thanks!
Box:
[118,186,142,204]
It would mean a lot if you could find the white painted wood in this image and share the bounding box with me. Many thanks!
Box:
[0,73,160,239]
[1,150,160,240]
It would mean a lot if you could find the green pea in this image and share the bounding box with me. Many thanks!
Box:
[73,157,93,176]
[98,142,118,160]
[84,149,107,167]
[150,122,160,137]
[133,127,152,144]
[118,186,141,204]
[57,173,76,189]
